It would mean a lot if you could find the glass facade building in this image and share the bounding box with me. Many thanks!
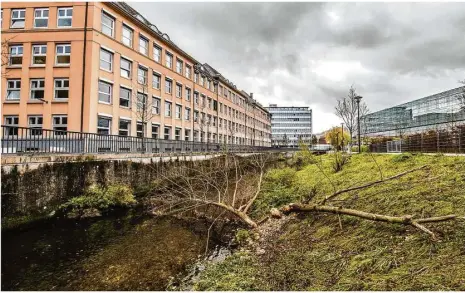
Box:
[265,105,312,147]
[362,86,465,137]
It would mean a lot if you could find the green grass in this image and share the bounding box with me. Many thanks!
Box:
[194,153,465,290]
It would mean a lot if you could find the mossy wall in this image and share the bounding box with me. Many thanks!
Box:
[1,157,223,221]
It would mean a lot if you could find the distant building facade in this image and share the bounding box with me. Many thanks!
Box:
[362,86,465,137]
[266,105,312,147]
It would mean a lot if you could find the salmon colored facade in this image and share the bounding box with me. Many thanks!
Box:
[1,2,271,146]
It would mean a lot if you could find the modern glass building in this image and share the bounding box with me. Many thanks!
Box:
[265,105,312,147]
[362,86,465,137]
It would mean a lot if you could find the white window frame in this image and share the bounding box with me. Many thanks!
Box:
[31,44,47,65]
[139,35,149,56]
[9,45,23,66]
[4,116,19,136]
[185,65,191,79]
[10,9,25,29]
[120,57,132,79]
[151,123,159,139]
[97,116,112,135]
[101,11,115,37]
[122,24,133,47]
[175,83,182,98]
[176,59,183,74]
[175,128,182,141]
[185,107,191,120]
[6,79,21,100]
[98,80,112,104]
[165,52,173,68]
[164,126,171,140]
[54,78,69,100]
[185,87,191,101]
[152,73,161,89]
[138,66,148,85]
[175,104,182,119]
[165,101,172,117]
[153,45,161,63]
[152,97,161,115]
[136,121,145,138]
[57,7,73,28]
[119,86,131,108]
[34,8,49,28]
[55,44,71,65]
[52,115,68,135]
[118,119,131,136]
[30,79,45,100]
[165,78,172,94]
[28,115,44,136]
[99,48,113,72]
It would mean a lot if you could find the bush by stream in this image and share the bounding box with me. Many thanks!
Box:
[60,184,136,218]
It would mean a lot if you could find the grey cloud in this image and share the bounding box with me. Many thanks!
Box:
[130,2,465,132]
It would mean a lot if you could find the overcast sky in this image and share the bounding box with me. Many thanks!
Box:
[131,2,465,133]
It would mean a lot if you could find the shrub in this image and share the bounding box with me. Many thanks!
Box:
[265,168,296,187]
[235,229,250,245]
[391,152,413,163]
[351,145,369,153]
[61,184,136,212]
[331,152,351,173]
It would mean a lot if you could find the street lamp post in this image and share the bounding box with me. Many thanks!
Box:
[341,122,344,152]
[354,95,363,153]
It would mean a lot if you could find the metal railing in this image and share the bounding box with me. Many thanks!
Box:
[1,125,273,155]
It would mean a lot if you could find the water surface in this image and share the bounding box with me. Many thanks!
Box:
[2,210,231,290]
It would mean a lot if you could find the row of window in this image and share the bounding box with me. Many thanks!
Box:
[97,116,263,140]
[4,7,73,29]
[4,115,67,135]
[97,10,252,109]
[96,74,255,123]
[3,76,267,131]
[3,114,265,141]
[98,48,252,114]
[8,44,70,66]
[5,78,69,100]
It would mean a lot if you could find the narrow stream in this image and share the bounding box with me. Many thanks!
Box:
[1,209,234,290]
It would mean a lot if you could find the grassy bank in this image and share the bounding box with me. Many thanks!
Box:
[194,153,465,290]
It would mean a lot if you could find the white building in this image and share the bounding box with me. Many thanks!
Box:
[266,105,313,147]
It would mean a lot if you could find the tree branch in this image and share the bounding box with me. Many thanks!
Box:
[321,165,428,204]
[281,203,456,240]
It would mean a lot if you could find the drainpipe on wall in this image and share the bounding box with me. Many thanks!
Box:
[79,2,89,133]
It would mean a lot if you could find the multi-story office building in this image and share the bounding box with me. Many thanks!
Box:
[1,2,271,147]
[266,105,312,147]
[362,86,465,137]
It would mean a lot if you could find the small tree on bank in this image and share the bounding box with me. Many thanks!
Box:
[335,85,369,150]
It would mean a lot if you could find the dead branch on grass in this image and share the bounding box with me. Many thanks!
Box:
[281,203,456,240]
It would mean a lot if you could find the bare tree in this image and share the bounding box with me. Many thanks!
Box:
[335,85,369,150]
[130,78,158,152]
[151,152,273,228]
[1,37,14,78]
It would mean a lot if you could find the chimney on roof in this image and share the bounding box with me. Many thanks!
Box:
[250,93,253,99]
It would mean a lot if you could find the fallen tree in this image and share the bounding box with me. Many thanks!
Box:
[150,152,274,229]
[281,203,456,240]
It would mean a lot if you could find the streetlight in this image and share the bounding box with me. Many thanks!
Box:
[341,122,344,152]
[354,95,363,153]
